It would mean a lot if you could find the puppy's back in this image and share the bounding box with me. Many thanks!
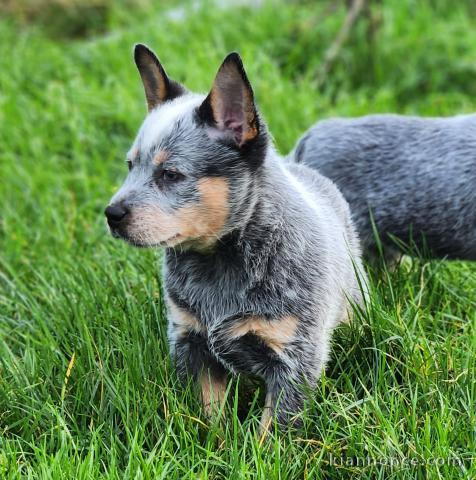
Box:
[281,160,366,311]
[292,114,476,259]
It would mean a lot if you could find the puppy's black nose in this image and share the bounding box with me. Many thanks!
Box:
[105,204,128,224]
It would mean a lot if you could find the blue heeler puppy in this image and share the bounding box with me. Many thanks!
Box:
[293,114,476,262]
[105,45,366,430]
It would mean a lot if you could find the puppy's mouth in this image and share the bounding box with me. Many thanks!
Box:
[109,225,182,248]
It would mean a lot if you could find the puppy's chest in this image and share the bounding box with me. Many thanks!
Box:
[164,255,295,330]
[164,258,250,328]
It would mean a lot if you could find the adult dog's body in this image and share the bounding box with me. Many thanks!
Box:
[293,114,476,261]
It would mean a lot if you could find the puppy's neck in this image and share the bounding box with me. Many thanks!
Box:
[217,151,285,280]
[232,147,284,238]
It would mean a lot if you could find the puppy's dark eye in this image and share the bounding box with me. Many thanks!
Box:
[161,169,181,182]
[127,161,133,171]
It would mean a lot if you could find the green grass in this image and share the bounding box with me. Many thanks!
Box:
[1,0,475,477]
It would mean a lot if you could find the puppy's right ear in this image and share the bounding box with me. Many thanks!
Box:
[134,44,185,111]
[198,52,259,148]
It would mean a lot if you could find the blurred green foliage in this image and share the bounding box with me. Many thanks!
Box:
[0,0,157,37]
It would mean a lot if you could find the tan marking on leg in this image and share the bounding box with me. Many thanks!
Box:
[153,150,168,165]
[168,300,204,336]
[259,392,274,440]
[228,315,299,353]
[200,370,227,417]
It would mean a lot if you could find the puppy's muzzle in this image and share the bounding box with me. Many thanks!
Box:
[105,203,129,229]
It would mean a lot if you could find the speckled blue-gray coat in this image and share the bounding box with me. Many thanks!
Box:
[293,115,476,262]
[106,45,366,430]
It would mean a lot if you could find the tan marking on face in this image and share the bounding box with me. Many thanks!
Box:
[123,177,229,247]
[196,177,229,236]
[228,315,299,353]
[172,177,229,245]
[168,300,204,336]
[200,370,227,417]
[153,150,168,165]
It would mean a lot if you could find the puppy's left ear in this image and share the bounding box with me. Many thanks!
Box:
[134,44,185,111]
[198,52,259,147]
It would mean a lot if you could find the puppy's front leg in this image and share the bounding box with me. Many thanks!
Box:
[261,370,307,432]
[174,331,228,417]
[168,301,227,417]
[209,314,306,430]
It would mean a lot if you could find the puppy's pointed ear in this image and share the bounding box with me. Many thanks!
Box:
[198,52,259,147]
[134,44,185,111]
